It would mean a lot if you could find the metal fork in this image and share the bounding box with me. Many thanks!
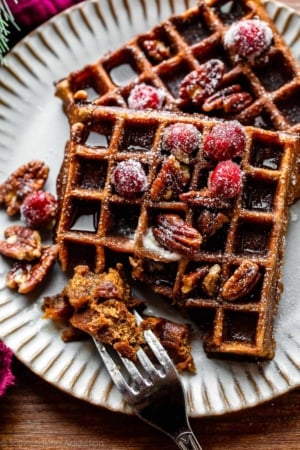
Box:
[93,310,202,450]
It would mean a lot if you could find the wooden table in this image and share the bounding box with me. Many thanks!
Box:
[1,1,300,449]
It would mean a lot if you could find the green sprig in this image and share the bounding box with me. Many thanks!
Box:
[0,0,19,63]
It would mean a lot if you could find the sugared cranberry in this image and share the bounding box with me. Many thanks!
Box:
[20,191,58,228]
[224,19,273,60]
[161,123,202,163]
[112,160,148,197]
[178,59,225,105]
[203,121,246,161]
[127,83,165,110]
[208,160,242,199]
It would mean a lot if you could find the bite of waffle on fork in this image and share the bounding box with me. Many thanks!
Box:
[55,0,300,134]
[55,103,299,360]
[42,263,195,372]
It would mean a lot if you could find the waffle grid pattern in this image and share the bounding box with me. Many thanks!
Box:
[55,105,299,359]
[55,0,300,133]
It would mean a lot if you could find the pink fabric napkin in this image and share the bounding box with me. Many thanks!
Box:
[0,341,14,397]
[7,0,85,48]
[7,0,84,30]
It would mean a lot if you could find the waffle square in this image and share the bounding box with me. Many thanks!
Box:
[55,104,300,360]
[55,0,300,134]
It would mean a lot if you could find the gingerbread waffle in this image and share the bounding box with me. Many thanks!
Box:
[55,104,300,360]
[55,0,300,134]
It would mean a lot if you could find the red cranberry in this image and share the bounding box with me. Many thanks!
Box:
[208,160,242,199]
[112,160,148,197]
[161,123,202,163]
[178,59,225,105]
[203,121,246,161]
[224,19,273,60]
[21,191,58,228]
[127,83,165,110]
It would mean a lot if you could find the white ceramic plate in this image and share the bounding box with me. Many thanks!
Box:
[0,0,300,417]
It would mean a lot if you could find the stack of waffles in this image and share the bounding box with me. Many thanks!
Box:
[54,0,300,360]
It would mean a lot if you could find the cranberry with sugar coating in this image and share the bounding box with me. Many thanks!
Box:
[208,160,242,199]
[224,19,273,60]
[127,83,165,110]
[112,160,148,197]
[21,191,58,229]
[162,123,202,163]
[203,121,246,161]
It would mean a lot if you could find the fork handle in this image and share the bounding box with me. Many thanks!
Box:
[175,431,203,449]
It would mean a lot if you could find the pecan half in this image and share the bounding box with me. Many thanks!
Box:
[180,188,231,209]
[181,266,210,295]
[202,84,253,114]
[152,214,202,255]
[150,156,190,201]
[0,226,42,261]
[6,245,58,294]
[202,264,221,297]
[196,210,229,240]
[0,160,49,215]
[221,261,261,301]
[178,59,225,105]
[142,39,171,62]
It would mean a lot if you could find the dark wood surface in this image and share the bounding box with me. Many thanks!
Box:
[1,1,300,449]
[0,358,299,450]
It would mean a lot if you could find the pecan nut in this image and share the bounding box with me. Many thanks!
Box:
[178,59,225,105]
[221,261,261,301]
[181,266,210,294]
[202,264,221,297]
[152,214,202,255]
[196,210,229,240]
[6,245,58,294]
[180,188,231,209]
[0,226,42,261]
[150,156,190,201]
[202,84,253,114]
[0,160,49,215]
